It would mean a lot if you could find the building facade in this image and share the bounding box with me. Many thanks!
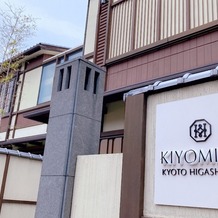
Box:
[1,1,218,217]
[84,0,218,151]
[0,43,83,154]
[83,0,218,218]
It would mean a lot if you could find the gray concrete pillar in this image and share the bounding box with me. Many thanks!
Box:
[35,58,105,218]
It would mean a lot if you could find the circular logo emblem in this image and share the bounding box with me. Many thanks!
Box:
[190,119,212,142]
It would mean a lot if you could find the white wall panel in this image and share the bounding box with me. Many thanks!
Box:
[103,101,125,132]
[84,0,100,55]
[0,132,6,142]
[135,0,158,49]
[4,156,42,201]
[190,0,218,29]
[0,204,36,218]
[71,154,123,218]
[107,0,218,58]
[109,0,133,58]
[160,0,187,39]
[19,67,42,110]
[13,74,23,113]
[14,124,47,139]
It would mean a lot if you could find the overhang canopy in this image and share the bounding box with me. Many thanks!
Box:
[23,106,50,123]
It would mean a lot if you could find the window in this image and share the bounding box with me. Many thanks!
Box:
[66,49,83,61]
[38,61,56,104]
[0,79,15,114]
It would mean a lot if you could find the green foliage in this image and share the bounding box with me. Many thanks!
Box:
[0,2,37,121]
[0,109,4,116]
[0,72,13,83]
[0,2,37,80]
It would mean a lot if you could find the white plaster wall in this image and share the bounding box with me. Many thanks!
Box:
[10,115,16,129]
[71,154,123,218]
[13,74,23,113]
[144,80,218,218]
[0,132,6,142]
[0,204,36,218]
[14,124,47,138]
[19,67,42,111]
[13,74,24,112]
[103,101,125,132]
[84,0,100,55]
[4,156,42,201]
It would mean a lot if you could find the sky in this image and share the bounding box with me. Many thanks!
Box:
[0,0,88,50]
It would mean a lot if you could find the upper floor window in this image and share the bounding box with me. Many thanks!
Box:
[37,61,56,104]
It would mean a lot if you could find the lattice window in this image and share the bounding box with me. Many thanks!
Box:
[0,79,15,114]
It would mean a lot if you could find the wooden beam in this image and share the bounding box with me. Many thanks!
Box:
[0,155,10,212]
[156,0,161,41]
[131,0,137,50]
[186,0,190,30]
[120,93,146,218]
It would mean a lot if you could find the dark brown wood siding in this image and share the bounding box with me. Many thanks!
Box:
[15,113,43,129]
[25,55,44,71]
[94,2,109,66]
[120,94,145,218]
[106,30,218,92]
[43,54,54,61]
[0,118,9,133]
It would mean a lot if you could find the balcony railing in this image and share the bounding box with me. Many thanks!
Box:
[99,129,124,154]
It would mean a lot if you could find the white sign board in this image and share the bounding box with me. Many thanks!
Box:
[155,93,218,209]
